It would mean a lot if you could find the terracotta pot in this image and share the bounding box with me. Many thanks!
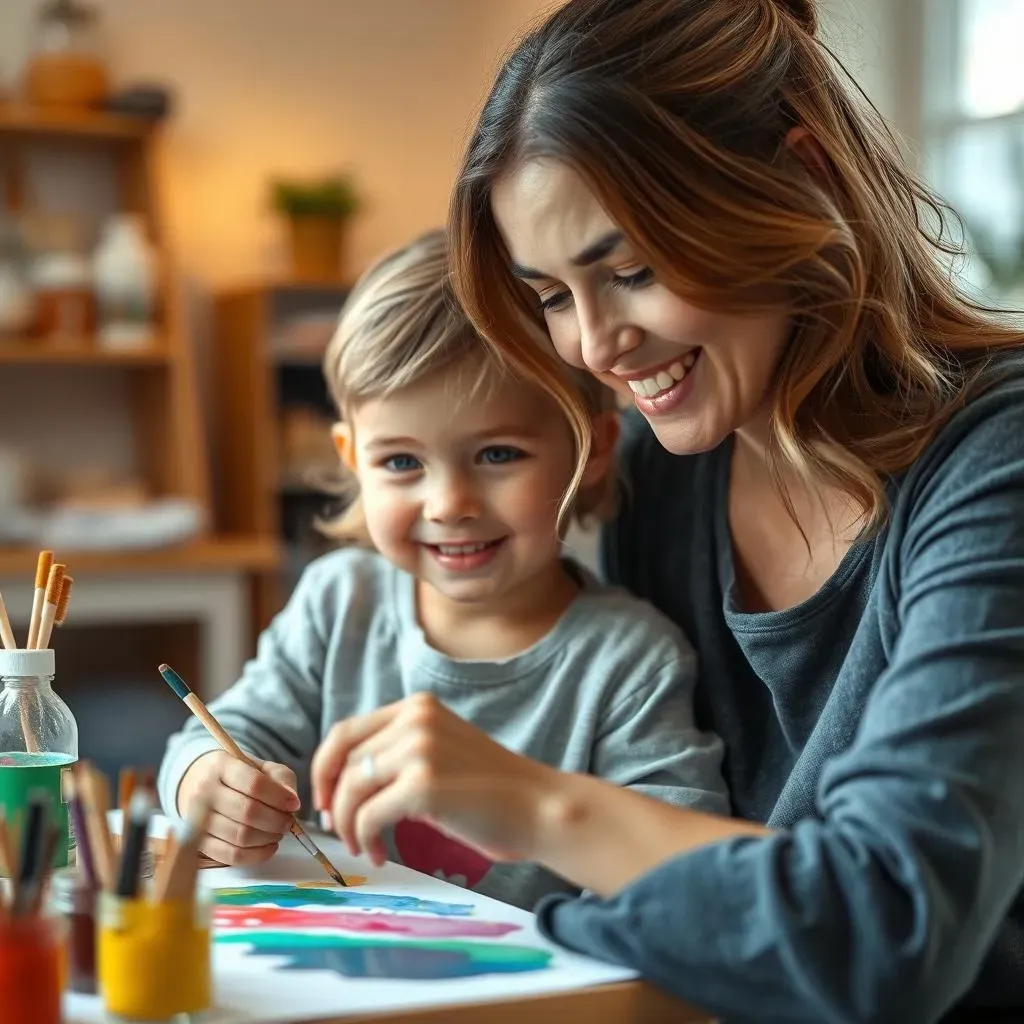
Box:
[25,54,109,108]
[286,215,344,280]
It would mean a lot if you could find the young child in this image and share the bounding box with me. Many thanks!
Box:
[157,228,728,910]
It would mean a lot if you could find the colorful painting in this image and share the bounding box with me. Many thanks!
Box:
[64,827,638,1023]
[212,882,549,981]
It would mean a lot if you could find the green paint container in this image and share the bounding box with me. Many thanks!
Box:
[0,649,78,872]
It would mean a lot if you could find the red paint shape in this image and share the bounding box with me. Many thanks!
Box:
[214,905,517,939]
[393,819,493,888]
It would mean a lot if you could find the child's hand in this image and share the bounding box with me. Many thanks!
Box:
[177,751,301,866]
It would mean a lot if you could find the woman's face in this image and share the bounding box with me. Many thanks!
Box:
[491,159,793,455]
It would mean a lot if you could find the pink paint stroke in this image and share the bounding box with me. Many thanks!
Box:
[215,905,521,939]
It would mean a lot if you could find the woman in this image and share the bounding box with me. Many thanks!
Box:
[311,1,1024,1020]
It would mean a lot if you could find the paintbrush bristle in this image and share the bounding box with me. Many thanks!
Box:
[55,576,73,626]
[44,564,65,606]
[34,550,53,590]
[158,663,191,699]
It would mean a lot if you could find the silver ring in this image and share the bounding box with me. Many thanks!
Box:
[361,753,376,783]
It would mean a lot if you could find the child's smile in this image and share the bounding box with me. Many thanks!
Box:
[345,356,596,651]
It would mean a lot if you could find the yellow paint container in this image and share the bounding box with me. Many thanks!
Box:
[97,892,212,1021]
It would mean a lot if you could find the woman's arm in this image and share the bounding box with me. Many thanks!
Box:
[310,692,765,887]
[531,771,767,894]
[314,382,1024,1024]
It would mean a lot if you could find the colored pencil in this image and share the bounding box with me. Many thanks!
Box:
[157,663,347,886]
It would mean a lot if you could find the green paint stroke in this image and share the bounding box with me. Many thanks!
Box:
[218,930,552,979]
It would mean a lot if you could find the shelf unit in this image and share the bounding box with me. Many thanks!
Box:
[0,103,282,581]
[211,281,350,629]
[0,336,170,365]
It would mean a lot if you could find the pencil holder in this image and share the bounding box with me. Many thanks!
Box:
[97,890,213,1021]
[0,912,67,1024]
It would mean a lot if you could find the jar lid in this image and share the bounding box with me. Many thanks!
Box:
[0,649,55,676]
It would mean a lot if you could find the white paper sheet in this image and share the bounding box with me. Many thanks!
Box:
[64,830,635,1023]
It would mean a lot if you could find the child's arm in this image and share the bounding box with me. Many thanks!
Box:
[156,562,332,861]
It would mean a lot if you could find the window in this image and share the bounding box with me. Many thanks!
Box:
[923,0,1024,299]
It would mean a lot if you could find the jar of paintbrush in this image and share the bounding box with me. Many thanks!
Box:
[96,790,214,1021]
[0,648,78,874]
[0,792,69,1024]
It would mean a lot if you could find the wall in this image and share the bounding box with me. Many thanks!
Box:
[0,0,908,290]
[473,0,901,126]
[0,0,500,285]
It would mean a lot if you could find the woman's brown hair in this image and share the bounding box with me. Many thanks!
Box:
[449,0,1024,529]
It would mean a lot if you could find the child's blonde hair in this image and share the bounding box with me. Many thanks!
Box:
[319,228,616,545]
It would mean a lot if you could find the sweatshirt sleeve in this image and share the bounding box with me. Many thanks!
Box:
[156,562,330,817]
[592,642,729,817]
[538,383,1024,1024]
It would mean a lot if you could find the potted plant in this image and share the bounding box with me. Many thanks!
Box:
[271,174,360,280]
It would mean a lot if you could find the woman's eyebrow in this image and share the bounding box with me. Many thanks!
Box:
[510,230,624,279]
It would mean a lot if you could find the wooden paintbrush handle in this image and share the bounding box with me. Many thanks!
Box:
[183,695,260,768]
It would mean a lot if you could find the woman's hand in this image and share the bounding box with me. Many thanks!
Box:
[311,693,560,866]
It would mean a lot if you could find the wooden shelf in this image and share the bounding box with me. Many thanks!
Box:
[0,537,281,577]
[0,102,155,140]
[220,277,353,299]
[0,338,171,365]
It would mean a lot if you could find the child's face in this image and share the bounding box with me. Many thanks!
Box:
[347,365,583,608]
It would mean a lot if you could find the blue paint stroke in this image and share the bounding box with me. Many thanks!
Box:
[218,930,552,979]
[215,884,473,917]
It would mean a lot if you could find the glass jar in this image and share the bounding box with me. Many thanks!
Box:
[0,649,78,872]
[23,0,109,109]
[48,865,96,994]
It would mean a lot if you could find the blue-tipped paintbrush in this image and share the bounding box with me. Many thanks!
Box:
[157,663,347,886]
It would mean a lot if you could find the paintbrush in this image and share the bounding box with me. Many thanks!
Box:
[11,794,46,916]
[54,575,73,631]
[25,550,53,650]
[0,813,13,883]
[157,663,347,886]
[0,589,15,651]
[32,564,65,651]
[76,762,117,891]
[151,796,210,902]
[27,823,59,916]
[36,571,71,651]
[118,767,136,815]
[116,791,152,899]
[64,769,96,889]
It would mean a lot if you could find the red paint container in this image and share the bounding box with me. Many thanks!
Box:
[0,912,66,1024]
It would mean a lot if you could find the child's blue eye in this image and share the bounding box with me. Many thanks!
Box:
[383,454,421,473]
[479,446,525,465]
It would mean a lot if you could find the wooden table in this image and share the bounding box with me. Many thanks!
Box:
[298,981,712,1023]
